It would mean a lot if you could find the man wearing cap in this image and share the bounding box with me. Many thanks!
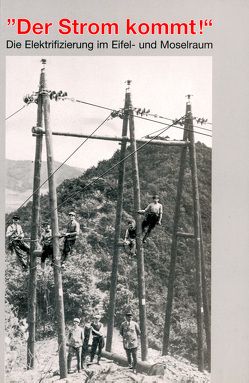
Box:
[40,223,53,268]
[138,194,163,243]
[67,318,84,373]
[124,219,136,256]
[90,314,105,364]
[61,212,80,265]
[120,312,141,372]
[6,215,29,270]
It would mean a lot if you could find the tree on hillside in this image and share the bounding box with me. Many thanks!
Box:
[5,142,211,365]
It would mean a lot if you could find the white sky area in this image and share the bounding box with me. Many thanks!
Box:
[6,56,212,169]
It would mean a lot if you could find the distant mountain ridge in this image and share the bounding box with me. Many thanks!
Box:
[6,159,84,212]
[6,159,83,192]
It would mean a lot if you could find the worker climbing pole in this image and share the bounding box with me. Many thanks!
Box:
[128,81,148,361]
[106,81,148,360]
[106,85,129,352]
[20,60,210,373]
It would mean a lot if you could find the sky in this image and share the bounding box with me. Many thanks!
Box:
[6,56,212,169]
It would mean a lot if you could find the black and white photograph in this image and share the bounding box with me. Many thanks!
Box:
[5,56,211,382]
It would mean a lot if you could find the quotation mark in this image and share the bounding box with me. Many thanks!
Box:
[204,19,213,27]
[7,18,16,26]
[199,19,213,34]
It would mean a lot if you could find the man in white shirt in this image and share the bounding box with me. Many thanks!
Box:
[138,194,163,243]
[6,215,29,270]
[67,318,84,373]
[90,314,105,364]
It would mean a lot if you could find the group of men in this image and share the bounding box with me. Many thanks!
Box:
[40,211,80,269]
[6,211,80,270]
[67,314,105,373]
[67,311,140,374]
[6,194,163,269]
[6,197,160,374]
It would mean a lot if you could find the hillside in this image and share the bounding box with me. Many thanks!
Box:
[5,142,211,379]
[6,159,83,212]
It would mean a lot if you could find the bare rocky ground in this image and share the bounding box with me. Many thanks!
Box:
[6,330,210,383]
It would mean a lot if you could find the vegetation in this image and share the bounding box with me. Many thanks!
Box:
[5,142,211,370]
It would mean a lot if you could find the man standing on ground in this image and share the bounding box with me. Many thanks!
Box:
[120,312,141,372]
[6,215,30,270]
[90,314,105,364]
[67,318,84,374]
[81,318,91,369]
[61,211,80,266]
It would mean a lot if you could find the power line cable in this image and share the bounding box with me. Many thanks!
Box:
[16,113,112,212]
[140,121,212,140]
[55,116,184,212]
[133,114,212,138]
[72,97,212,138]
[5,104,30,121]
[75,99,113,112]
[148,114,212,131]
[13,96,210,211]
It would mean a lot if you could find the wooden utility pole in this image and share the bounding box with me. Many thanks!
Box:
[42,60,67,378]
[128,81,148,361]
[27,64,44,369]
[163,98,207,371]
[162,119,188,356]
[200,217,211,371]
[106,89,129,352]
[187,100,204,371]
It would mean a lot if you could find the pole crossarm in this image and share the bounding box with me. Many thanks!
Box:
[32,127,188,147]
[24,64,209,372]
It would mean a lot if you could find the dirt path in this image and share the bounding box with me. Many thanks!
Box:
[6,331,210,383]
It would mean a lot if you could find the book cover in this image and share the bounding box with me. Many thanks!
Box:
[1,1,248,382]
